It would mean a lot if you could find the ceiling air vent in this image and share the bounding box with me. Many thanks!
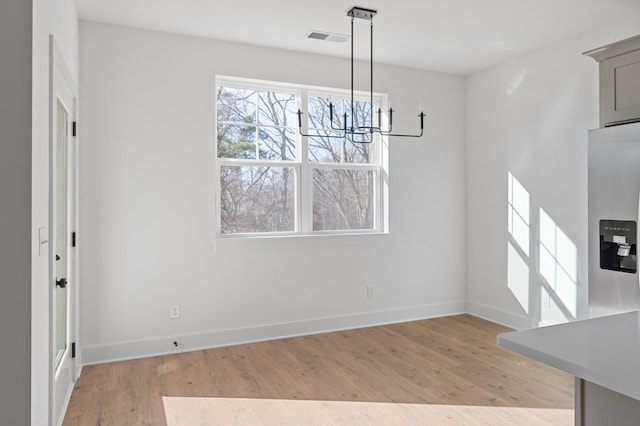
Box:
[305,31,349,43]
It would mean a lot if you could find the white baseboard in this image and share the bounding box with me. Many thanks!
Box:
[82,301,467,365]
[55,377,76,426]
[466,301,535,330]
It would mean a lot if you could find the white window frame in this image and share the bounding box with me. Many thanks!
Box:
[215,75,389,238]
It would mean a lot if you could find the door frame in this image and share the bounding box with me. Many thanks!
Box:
[49,35,80,426]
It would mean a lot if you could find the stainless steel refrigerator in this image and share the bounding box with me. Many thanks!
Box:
[589,121,640,317]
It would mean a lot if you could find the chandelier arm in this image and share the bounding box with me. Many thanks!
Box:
[354,127,381,136]
[350,134,374,144]
[379,130,424,138]
[379,112,425,137]
[297,128,347,139]
[297,109,346,139]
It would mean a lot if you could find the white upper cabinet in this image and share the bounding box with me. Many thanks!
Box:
[585,35,640,127]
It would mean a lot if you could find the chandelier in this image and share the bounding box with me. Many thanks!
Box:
[297,6,425,143]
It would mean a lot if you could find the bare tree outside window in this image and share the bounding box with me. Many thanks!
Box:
[220,166,295,234]
[307,97,373,164]
[307,96,378,231]
[217,86,297,234]
[217,87,256,159]
[313,169,374,230]
[217,87,296,160]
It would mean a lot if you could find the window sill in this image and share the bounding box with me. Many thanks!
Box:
[210,231,391,252]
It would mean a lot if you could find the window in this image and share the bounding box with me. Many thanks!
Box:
[215,77,387,236]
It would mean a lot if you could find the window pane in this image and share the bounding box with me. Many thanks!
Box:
[312,168,374,231]
[342,99,376,147]
[344,137,373,163]
[258,91,297,127]
[308,96,375,164]
[308,96,344,164]
[308,96,345,129]
[309,133,343,163]
[308,132,374,164]
[220,166,295,234]
[217,124,256,159]
[258,127,296,161]
[217,87,256,123]
[347,99,374,133]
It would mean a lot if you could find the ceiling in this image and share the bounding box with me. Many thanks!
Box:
[76,0,640,75]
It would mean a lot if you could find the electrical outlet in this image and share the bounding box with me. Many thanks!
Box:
[169,304,181,319]
[366,286,375,299]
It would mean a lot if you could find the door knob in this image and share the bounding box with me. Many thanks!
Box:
[56,278,68,288]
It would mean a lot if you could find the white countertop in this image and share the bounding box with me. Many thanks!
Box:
[498,311,640,401]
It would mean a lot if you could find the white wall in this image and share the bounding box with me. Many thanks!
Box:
[466,20,640,329]
[32,0,79,423]
[0,1,33,423]
[78,22,467,363]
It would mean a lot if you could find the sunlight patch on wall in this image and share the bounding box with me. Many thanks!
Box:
[507,172,530,256]
[538,208,577,324]
[540,286,569,326]
[507,172,531,314]
[508,241,530,314]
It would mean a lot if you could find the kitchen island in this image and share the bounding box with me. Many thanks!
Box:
[499,311,640,425]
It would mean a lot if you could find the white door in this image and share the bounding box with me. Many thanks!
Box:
[51,38,78,425]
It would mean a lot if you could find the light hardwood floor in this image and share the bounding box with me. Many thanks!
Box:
[63,314,574,425]
[162,397,573,425]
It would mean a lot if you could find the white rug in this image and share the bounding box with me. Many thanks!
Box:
[163,397,573,425]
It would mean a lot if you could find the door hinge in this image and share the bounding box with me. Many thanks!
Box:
[71,231,76,247]
[72,121,77,137]
[71,342,76,358]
